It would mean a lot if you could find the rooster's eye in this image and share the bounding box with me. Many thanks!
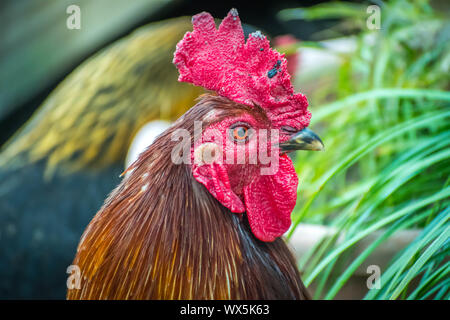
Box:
[229,123,251,143]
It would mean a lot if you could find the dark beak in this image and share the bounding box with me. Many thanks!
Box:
[280,128,324,152]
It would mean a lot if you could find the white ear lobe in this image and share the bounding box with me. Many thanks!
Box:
[193,143,222,165]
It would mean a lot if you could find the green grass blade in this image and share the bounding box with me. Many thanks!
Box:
[312,89,450,124]
[289,110,450,238]
[389,226,450,299]
[304,188,450,286]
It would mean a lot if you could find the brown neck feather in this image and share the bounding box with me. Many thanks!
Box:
[67,95,310,299]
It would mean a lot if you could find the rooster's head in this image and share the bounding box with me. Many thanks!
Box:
[172,9,323,242]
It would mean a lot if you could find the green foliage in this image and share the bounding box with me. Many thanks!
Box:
[281,0,450,299]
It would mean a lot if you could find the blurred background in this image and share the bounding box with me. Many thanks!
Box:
[0,0,449,299]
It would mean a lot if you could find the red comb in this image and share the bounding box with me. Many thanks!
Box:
[173,9,311,130]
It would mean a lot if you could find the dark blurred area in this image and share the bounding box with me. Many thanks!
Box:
[0,0,337,147]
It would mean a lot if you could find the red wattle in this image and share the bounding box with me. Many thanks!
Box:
[243,155,298,242]
[192,162,245,213]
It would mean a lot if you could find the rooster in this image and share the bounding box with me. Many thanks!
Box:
[0,14,300,299]
[67,9,323,300]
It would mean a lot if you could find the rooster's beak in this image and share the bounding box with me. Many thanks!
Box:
[280,128,324,152]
